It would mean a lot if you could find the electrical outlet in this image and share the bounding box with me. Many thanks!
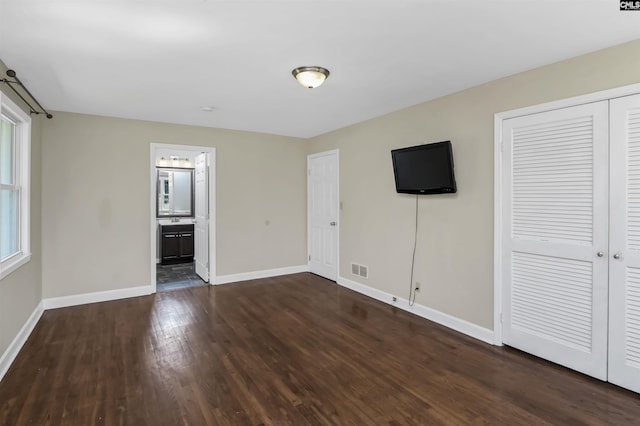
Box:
[415,282,421,292]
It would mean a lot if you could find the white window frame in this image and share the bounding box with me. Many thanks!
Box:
[0,92,31,280]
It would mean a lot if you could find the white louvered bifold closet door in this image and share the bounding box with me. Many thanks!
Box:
[609,94,640,393]
[502,101,610,380]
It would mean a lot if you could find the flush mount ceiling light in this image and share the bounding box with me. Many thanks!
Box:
[292,66,330,89]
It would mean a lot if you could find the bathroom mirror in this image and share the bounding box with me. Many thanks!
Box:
[156,167,195,217]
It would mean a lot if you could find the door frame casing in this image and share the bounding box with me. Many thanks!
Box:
[494,82,640,346]
[150,143,216,292]
[307,149,340,281]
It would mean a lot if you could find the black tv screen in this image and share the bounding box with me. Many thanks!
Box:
[391,141,457,194]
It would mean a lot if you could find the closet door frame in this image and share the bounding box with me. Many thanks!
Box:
[494,82,640,346]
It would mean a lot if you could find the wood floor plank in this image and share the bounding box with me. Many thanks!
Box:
[1,272,639,425]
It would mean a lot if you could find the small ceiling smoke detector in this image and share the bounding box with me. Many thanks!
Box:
[291,66,330,89]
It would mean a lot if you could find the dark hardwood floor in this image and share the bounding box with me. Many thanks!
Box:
[1,273,639,425]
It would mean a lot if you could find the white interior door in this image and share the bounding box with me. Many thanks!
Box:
[194,153,209,282]
[502,101,610,380]
[609,94,640,393]
[308,151,338,281]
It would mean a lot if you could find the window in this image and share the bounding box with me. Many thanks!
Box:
[0,92,31,280]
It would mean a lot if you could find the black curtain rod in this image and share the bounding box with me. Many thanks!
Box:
[1,69,53,119]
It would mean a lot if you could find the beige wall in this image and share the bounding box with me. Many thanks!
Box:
[0,60,43,357]
[308,39,640,329]
[41,113,307,298]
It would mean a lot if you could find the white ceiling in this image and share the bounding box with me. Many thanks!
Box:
[1,0,639,138]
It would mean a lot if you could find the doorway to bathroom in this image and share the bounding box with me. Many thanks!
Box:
[150,143,216,292]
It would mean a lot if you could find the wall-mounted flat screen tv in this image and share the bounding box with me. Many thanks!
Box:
[391,141,457,194]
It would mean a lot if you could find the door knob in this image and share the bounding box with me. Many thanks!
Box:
[597,251,604,257]
[613,252,622,260]
[330,221,337,226]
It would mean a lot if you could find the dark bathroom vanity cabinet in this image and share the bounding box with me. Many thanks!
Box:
[160,224,194,265]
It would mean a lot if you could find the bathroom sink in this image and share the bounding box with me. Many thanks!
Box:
[158,218,194,226]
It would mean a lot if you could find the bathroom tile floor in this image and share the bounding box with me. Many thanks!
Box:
[156,262,207,292]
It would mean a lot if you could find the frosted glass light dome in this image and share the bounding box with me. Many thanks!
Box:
[292,66,330,89]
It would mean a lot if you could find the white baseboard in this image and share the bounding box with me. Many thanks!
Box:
[337,276,495,345]
[215,265,308,285]
[0,301,44,382]
[42,285,154,310]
